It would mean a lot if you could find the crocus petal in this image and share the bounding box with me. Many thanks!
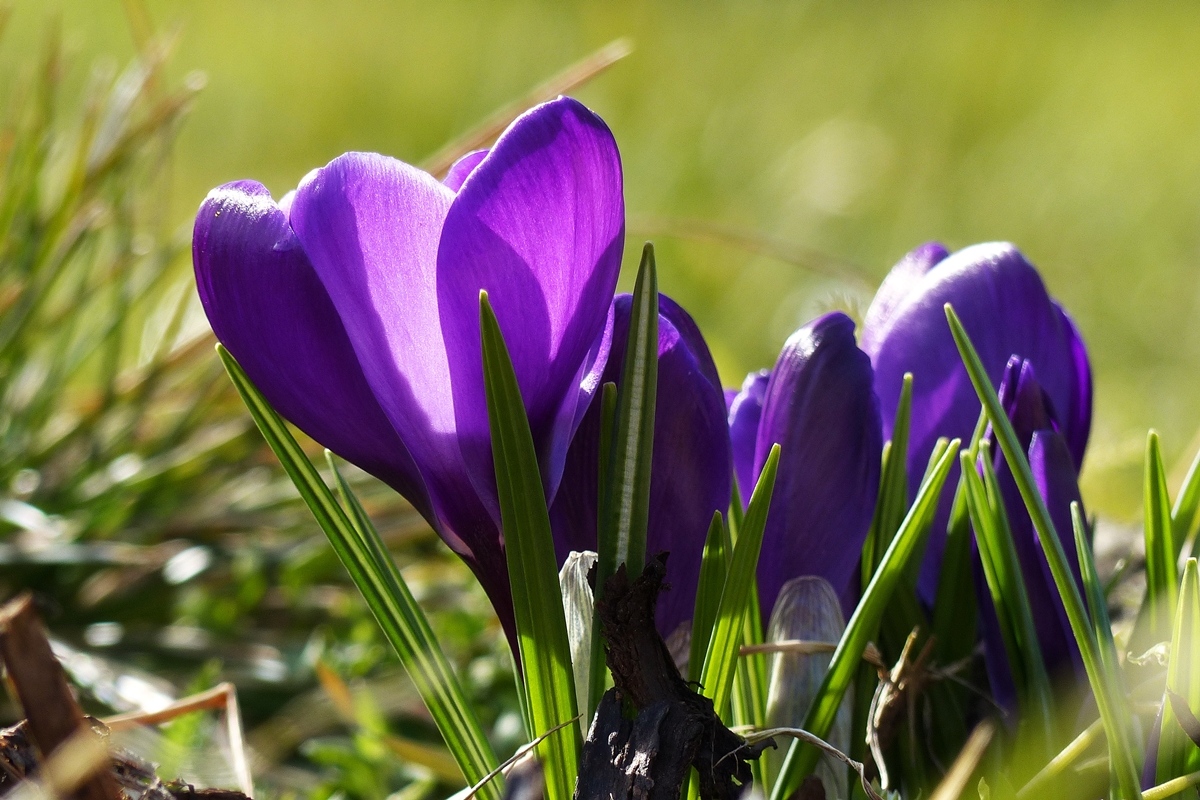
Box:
[1027,429,1087,677]
[863,242,1091,603]
[287,152,519,642]
[999,357,1052,445]
[436,96,624,518]
[288,152,492,535]
[859,241,949,355]
[1056,304,1093,471]
[192,181,433,523]
[1144,703,1165,791]
[550,294,731,637]
[754,312,883,619]
[660,294,723,395]
[728,370,770,505]
[442,149,488,192]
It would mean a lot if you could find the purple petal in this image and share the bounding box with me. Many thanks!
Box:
[550,293,732,637]
[660,294,724,395]
[864,242,1091,603]
[287,152,508,603]
[754,312,883,620]
[999,358,1053,446]
[728,371,770,506]
[859,242,949,356]
[1144,703,1164,790]
[1055,304,1093,471]
[436,96,624,514]
[1027,429,1087,678]
[192,181,434,524]
[442,149,488,192]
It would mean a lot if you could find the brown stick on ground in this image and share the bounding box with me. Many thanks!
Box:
[0,592,120,800]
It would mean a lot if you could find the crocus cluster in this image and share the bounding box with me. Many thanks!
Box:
[193,95,1093,708]
[860,241,1091,701]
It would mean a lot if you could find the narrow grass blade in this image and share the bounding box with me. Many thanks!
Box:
[1072,503,1124,697]
[732,569,769,788]
[1140,431,1180,645]
[689,511,727,683]
[769,436,960,800]
[932,409,988,664]
[1173,446,1200,559]
[698,444,780,717]
[217,345,501,799]
[733,615,769,790]
[586,380,617,720]
[964,446,1055,743]
[728,495,768,779]
[479,293,581,800]
[863,373,913,588]
[944,303,1143,800]
[598,241,659,583]
[589,245,657,720]
[1156,558,1200,783]
[926,411,989,766]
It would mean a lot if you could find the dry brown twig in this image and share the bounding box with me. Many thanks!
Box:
[0,593,120,800]
[103,683,253,799]
[928,720,996,800]
[867,629,937,792]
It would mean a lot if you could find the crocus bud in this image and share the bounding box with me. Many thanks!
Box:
[978,357,1087,710]
[730,312,883,619]
[764,575,850,800]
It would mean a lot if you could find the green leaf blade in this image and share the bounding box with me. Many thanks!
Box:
[698,443,780,717]
[1157,558,1200,783]
[944,303,1143,800]
[591,244,658,717]
[966,446,1055,744]
[218,345,501,800]
[479,294,581,800]
[598,242,659,583]
[689,511,727,684]
[1141,431,1180,645]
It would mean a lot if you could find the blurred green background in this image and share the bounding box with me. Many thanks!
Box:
[8,0,1200,515]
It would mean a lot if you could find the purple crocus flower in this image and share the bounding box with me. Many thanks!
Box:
[977,357,1087,712]
[861,242,1092,604]
[550,293,731,638]
[729,312,883,620]
[192,97,624,642]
